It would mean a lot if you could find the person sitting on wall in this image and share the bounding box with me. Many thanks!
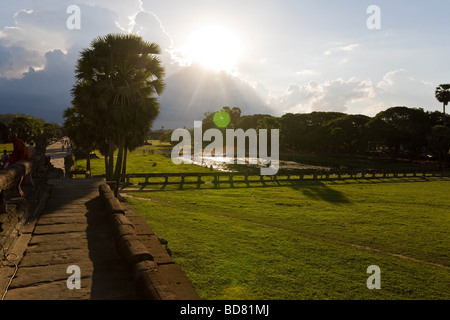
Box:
[28,142,36,157]
[8,133,31,166]
[1,149,10,169]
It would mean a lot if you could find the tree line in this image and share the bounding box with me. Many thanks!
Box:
[161,105,449,165]
[0,113,62,145]
[274,107,448,162]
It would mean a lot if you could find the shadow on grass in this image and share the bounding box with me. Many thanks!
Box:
[119,176,450,206]
[289,181,352,204]
[120,179,351,204]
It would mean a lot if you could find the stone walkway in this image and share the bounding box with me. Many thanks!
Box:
[3,178,137,299]
[1,140,199,300]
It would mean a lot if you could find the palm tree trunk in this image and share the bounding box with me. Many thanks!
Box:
[86,151,91,178]
[114,136,125,196]
[114,137,124,181]
[121,147,128,182]
[104,153,109,178]
[108,140,115,180]
[444,102,447,127]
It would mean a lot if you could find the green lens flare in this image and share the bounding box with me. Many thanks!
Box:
[213,111,231,128]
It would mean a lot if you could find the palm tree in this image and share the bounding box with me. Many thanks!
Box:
[72,33,165,185]
[435,84,450,126]
[63,105,99,176]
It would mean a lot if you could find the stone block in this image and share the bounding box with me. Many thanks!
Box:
[133,260,177,300]
[117,234,154,266]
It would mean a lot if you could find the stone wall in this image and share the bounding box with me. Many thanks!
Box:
[0,156,50,261]
[98,183,200,300]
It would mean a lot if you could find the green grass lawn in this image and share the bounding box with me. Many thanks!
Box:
[125,178,450,300]
[74,140,216,177]
[0,143,13,154]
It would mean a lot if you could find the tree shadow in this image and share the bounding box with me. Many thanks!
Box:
[85,197,136,300]
[290,181,352,204]
[120,180,353,204]
[119,176,449,204]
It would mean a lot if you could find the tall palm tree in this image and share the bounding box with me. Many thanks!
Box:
[435,84,450,126]
[72,33,165,184]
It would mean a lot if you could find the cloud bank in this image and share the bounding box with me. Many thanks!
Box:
[269,69,435,117]
[0,1,175,123]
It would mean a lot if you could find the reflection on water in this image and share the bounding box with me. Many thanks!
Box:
[174,156,330,172]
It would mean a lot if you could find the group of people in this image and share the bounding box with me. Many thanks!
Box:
[0,133,34,169]
[61,137,72,153]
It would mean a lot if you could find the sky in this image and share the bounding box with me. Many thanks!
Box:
[0,0,449,129]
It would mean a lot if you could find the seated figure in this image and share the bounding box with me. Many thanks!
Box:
[1,149,10,168]
[8,133,31,166]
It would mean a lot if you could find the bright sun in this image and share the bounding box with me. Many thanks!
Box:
[181,25,244,73]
